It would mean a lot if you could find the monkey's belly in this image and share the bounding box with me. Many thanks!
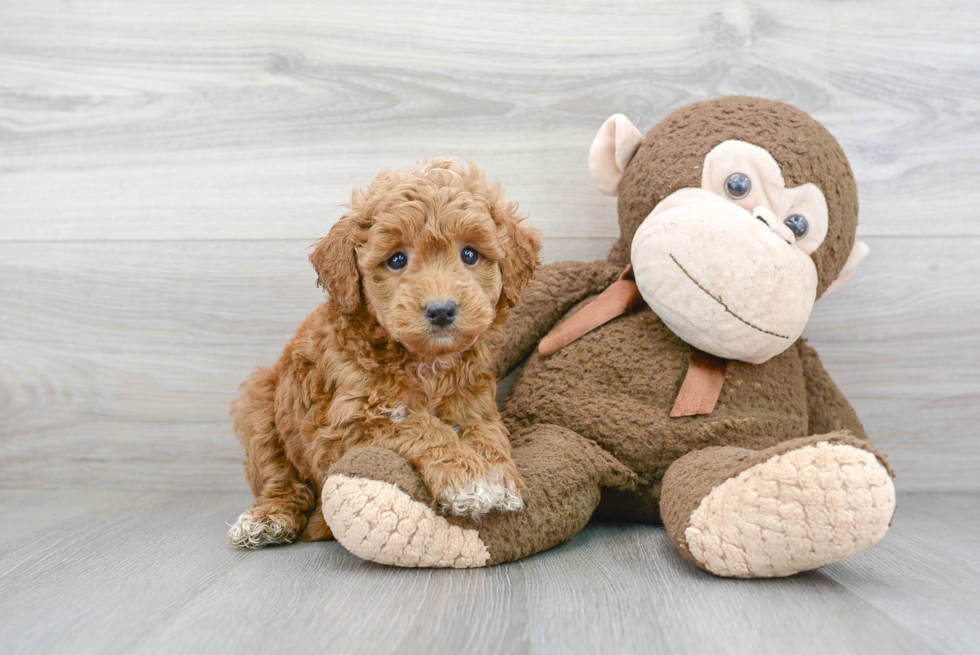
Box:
[502,308,810,491]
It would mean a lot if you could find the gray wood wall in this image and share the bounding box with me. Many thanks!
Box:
[1,0,977,491]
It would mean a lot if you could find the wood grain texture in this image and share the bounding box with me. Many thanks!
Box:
[1,237,977,490]
[1,0,979,242]
[1,0,978,491]
[1,490,976,654]
[821,493,980,655]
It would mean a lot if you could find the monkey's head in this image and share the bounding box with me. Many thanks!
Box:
[590,96,867,365]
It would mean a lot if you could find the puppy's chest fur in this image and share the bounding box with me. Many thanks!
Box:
[365,357,481,427]
[299,308,495,438]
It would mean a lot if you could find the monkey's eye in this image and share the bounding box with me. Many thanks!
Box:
[725,173,752,199]
[461,246,480,266]
[386,252,408,271]
[784,214,809,239]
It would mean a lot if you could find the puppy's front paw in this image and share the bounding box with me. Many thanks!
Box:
[437,479,524,519]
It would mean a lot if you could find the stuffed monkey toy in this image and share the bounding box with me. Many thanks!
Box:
[319,96,896,577]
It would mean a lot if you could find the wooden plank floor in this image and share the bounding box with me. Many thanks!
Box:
[1,491,977,655]
[2,2,979,653]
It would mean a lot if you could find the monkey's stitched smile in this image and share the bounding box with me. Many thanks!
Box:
[668,254,790,340]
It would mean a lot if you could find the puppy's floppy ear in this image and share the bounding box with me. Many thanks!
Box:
[492,200,542,308]
[310,217,361,314]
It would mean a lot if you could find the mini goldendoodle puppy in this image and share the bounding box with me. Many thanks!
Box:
[229,158,542,548]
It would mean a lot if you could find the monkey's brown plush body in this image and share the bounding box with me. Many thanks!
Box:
[321,97,896,577]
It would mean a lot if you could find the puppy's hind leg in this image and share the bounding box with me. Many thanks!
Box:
[229,482,314,549]
[298,500,333,542]
[229,367,315,549]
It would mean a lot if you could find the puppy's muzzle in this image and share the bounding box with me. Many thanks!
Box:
[424,300,458,328]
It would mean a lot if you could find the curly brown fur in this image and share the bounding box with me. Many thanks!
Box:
[229,158,541,548]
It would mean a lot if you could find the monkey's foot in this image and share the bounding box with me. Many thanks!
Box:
[661,433,896,578]
[321,448,490,568]
[323,428,634,568]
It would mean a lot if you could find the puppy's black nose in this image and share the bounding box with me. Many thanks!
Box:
[424,301,458,327]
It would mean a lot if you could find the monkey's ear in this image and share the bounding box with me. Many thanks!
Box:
[589,114,644,196]
[310,218,362,314]
[823,241,869,296]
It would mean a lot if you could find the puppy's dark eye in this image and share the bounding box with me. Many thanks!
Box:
[461,247,479,266]
[725,172,752,199]
[784,214,808,239]
[386,252,408,270]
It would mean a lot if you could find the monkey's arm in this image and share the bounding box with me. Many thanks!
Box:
[796,339,869,441]
[494,260,622,378]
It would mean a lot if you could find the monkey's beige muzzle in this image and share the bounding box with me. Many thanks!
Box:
[631,188,819,365]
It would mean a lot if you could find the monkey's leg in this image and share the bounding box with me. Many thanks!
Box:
[320,425,635,568]
[660,432,895,578]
